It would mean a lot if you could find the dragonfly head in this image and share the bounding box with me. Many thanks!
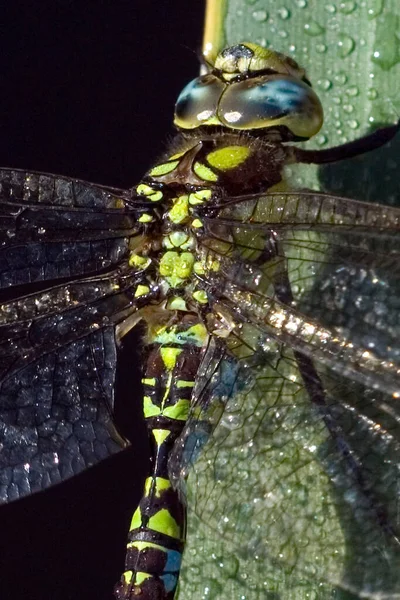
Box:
[174,42,323,141]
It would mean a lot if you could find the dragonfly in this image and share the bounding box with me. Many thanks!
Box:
[0,41,399,600]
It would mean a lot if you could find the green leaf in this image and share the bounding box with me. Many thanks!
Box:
[178,2,400,599]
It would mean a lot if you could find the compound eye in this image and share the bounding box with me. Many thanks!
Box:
[219,75,323,139]
[174,74,225,130]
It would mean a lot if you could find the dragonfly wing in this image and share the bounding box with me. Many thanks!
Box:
[0,168,140,287]
[0,267,147,373]
[177,191,400,598]
[180,331,400,598]
[0,169,149,503]
[201,191,400,394]
[0,326,125,503]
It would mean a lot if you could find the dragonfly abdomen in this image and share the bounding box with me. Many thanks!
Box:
[115,320,208,599]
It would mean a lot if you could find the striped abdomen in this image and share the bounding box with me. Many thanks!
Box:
[115,321,207,599]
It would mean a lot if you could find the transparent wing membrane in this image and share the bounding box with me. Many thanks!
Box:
[0,170,145,502]
[177,190,400,598]
[179,328,400,598]
[0,327,125,503]
[0,168,140,288]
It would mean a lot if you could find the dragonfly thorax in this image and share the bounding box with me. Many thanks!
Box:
[129,134,289,309]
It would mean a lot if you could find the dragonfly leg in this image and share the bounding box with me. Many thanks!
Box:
[293,119,399,164]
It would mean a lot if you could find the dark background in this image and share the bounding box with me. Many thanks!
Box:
[0,2,204,599]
